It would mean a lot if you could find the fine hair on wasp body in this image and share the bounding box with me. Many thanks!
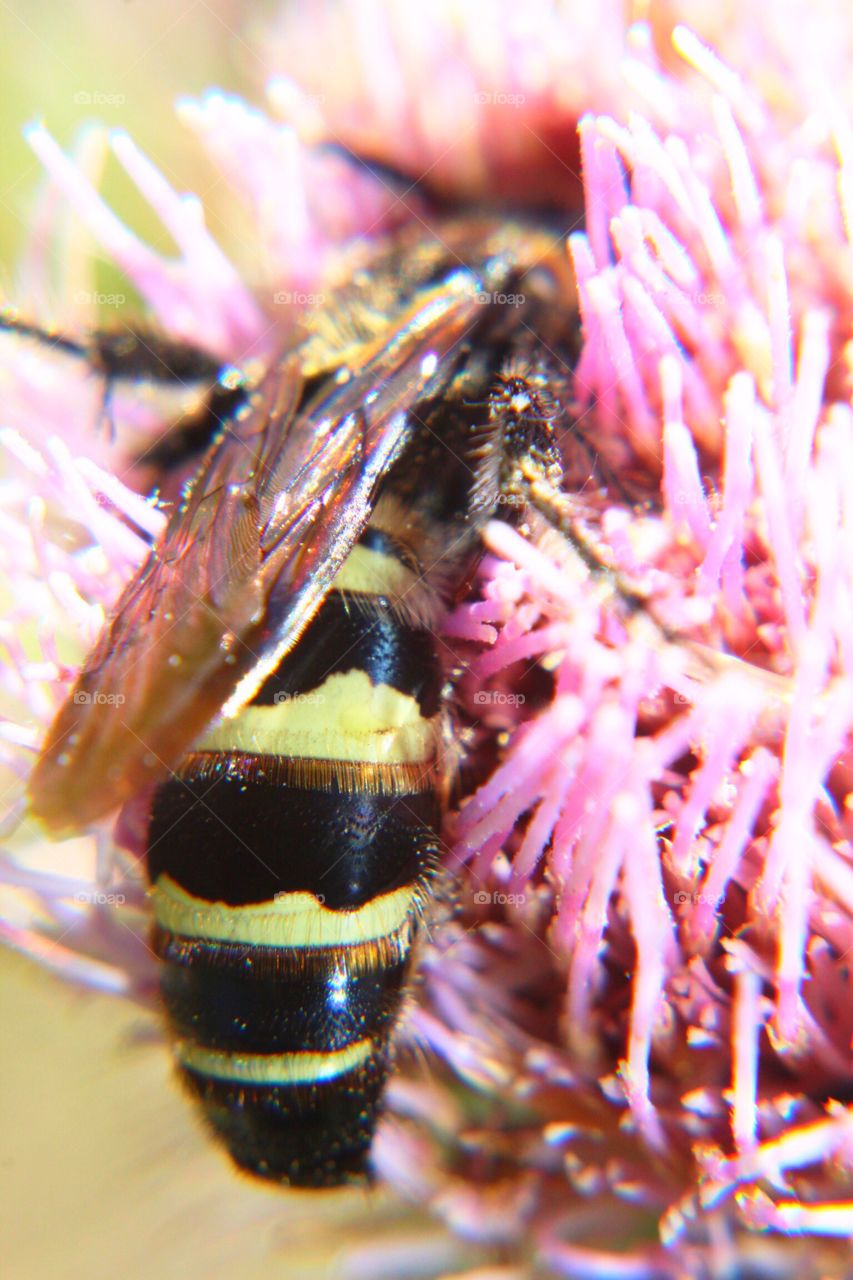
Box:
[24,215,584,1187]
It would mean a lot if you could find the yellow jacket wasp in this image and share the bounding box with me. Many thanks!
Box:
[23,216,580,1187]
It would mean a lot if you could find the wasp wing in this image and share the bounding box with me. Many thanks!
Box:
[29,270,480,833]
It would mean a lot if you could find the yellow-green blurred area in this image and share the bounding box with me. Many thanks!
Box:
[0,0,279,307]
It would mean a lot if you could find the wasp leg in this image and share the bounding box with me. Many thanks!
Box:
[94,331,253,470]
[517,455,653,616]
[136,373,249,471]
[0,312,251,469]
[485,354,664,625]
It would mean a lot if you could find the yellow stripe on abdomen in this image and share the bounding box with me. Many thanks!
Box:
[152,874,419,949]
[331,541,418,597]
[177,1038,373,1086]
[197,668,439,765]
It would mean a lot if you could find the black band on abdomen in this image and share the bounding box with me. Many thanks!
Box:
[250,589,443,718]
[181,1057,385,1187]
[148,767,440,909]
[158,943,408,1054]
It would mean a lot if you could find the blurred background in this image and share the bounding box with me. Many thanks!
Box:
[0,0,278,286]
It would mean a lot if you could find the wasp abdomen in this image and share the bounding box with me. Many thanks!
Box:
[146,524,443,1186]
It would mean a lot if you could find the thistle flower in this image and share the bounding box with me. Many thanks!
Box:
[1,4,852,1279]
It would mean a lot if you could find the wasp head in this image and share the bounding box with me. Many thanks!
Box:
[491,363,564,489]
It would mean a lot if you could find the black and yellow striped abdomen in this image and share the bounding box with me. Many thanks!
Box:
[145,526,443,1186]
